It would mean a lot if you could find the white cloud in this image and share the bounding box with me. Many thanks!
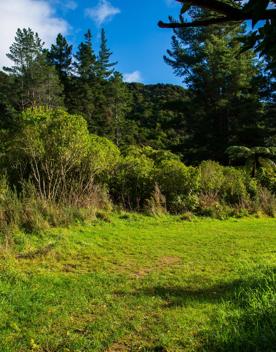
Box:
[123,71,142,83]
[85,0,121,26]
[0,0,69,69]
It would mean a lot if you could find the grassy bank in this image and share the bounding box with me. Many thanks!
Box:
[0,215,275,351]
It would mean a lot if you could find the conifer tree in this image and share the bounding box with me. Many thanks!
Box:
[68,30,98,126]
[4,28,63,109]
[48,33,73,107]
[74,30,97,80]
[97,29,117,80]
[48,33,73,81]
[103,72,132,146]
[164,13,264,162]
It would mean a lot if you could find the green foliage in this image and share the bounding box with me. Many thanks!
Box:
[97,72,132,145]
[0,186,100,239]
[48,33,73,80]
[221,167,250,205]
[154,159,200,212]
[97,28,117,80]
[74,30,97,80]
[200,160,225,195]
[111,147,154,209]
[4,28,63,109]
[126,83,189,153]
[165,17,265,162]
[257,166,276,194]
[8,107,119,203]
[241,0,276,70]
[226,145,276,177]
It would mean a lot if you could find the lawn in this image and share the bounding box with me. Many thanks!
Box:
[0,214,275,352]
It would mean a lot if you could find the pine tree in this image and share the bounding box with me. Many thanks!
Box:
[48,33,73,108]
[103,72,132,146]
[4,28,63,109]
[74,30,97,80]
[97,29,117,80]
[164,12,264,163]
[48,33,73,81]
[69,30,98,126]
[4,28,43,76]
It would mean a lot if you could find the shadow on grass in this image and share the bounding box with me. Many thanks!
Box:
[133,279,244,307]
[121,267,276,352]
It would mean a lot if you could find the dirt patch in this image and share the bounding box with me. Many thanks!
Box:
[106,342,129,351]
[133,268,151,278]
[133,256,181,279]
[16,243,55,259]
[62,263,78,272]
[158,256,181,267]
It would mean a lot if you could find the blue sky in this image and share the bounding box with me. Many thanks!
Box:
[63,0,183,84]
[0,0,183,85]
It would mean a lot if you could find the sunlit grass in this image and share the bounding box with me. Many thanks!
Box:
[0,214,275,351]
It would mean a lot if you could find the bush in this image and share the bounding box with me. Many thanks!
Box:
[220,167,250,205]
[257,166,276,194]
[7,107,120,204]
[200,160,224,196]
[154,160,200,213]
[257,187,276,217]
[111,150,154,210]
[145,184,167,216]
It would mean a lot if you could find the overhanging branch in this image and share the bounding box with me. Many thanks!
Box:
[159,17,237,28]
[176,0,242,17]
[159,0,276,29]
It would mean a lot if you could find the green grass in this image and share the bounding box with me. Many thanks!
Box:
[0,214,275,351]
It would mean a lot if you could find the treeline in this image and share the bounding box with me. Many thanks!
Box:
[1,25,275,163]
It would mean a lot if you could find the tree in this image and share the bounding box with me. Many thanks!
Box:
[4,28,63,109]
[8,107,120,202]
[97,29,117,80]
[102,72,132,146]
[159,0,276,68]
[69,30,98,127]
[164,14,264,162]
[48,33,73,108]
[48,34,73,81]
[74,30,97,80]
[0,72,18,130]
[226,145,276,177]
[125,83,190,152]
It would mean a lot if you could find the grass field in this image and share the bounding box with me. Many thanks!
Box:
[0,214,275,352]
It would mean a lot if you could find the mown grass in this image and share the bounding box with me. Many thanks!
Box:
[0,214,275,351]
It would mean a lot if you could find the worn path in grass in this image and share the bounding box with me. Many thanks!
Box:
[0,215,275,351]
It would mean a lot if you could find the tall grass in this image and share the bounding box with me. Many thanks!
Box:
[201,267,276,352]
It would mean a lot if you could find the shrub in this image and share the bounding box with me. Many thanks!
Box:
[145,184,167,216]
[7,107,120,205]
[257,166,276,194]
[111,151,154,210]
[220,167,250,205]
[154,160,200,213]
[257,187,276,217]
[199,160,224,196]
